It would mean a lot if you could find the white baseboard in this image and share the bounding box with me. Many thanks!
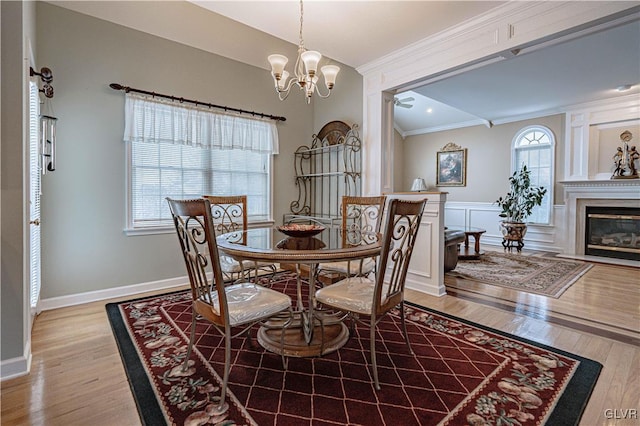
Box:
[1,341,32,381]
[38,275,190,311]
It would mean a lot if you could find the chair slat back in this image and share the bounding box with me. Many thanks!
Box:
[203,195,247,240]
[342,195,387,247]
[167,198,229,326]
[374,198,426,315]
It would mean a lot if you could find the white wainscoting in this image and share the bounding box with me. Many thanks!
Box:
[444,201,565,253]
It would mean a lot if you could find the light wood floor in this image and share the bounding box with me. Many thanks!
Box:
[1,255,639,425]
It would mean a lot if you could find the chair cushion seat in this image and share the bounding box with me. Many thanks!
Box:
[318,258,375,275]
[219,255,275,273]
[208,283,291,326]
[316,277,387,315]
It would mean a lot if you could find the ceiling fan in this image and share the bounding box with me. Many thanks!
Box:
[393,96,414,108]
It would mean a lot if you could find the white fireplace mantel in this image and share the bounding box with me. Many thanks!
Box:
[560,179,640,259]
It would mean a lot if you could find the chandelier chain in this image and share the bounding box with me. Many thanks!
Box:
[299,0,304,49]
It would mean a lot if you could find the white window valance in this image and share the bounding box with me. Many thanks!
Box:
[123,93,279,154]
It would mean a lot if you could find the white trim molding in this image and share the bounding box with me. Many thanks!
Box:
[0,340,32,381]
[38,275,190,311]
[564,94,640,181]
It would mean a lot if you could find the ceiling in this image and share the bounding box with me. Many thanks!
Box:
[192,1,640,136]
[393,18,640,136]
[191,1,505,69]
[53,1,640,135]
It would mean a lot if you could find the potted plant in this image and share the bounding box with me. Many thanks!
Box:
[495,164,547,251]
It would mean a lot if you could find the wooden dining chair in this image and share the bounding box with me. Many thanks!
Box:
[315,198,426,390]
[167,197,293,415]
[203,195,277,282]
[318,195,387,278]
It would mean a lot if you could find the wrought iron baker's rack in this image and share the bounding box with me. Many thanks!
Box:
[286,121,362,228]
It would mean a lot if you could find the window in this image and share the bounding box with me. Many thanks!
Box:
[29,81,41,308]
[124,94,278,233]
[512,125,554,224]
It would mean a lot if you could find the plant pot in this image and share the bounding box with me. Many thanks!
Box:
[499,221,527,251]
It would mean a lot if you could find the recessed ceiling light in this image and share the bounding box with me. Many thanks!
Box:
[616,84,632,92]
[426,108,433,113]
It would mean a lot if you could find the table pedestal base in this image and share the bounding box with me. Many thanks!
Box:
[257,319,349,357]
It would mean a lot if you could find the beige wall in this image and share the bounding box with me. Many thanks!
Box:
[313,63,363,133]
[1,0,27,361]
[402,114,565,204]
[35,3,359,298]
[393,129,405,192]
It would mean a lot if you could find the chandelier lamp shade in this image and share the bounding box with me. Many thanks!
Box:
[268,0,339,103]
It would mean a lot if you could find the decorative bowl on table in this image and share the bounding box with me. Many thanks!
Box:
[277,223,326,238]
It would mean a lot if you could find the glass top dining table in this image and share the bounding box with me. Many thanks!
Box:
[216,226,382,357]
[216,226,382,265]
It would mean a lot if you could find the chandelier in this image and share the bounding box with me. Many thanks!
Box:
[268,0,340,103]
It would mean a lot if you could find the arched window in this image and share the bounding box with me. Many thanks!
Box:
[512,126,554,224]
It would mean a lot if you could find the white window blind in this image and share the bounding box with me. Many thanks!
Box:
[124,94,277,231]
[29,81,41,308]
[512,126,554,225]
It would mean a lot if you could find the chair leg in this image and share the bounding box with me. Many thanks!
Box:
[399,301,414,355]
[370,322,380,390]
[211,329,231,415]
[182,310,197,371]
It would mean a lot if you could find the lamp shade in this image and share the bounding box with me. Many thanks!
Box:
[301,50,321,75]
[410,178,428,192]
[321,65,340,89]
[268,54,288,78]
[278,71,290,90]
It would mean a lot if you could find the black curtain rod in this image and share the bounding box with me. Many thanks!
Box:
[109,83,286,122]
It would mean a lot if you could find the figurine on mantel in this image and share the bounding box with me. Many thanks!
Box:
[611,130,639,179]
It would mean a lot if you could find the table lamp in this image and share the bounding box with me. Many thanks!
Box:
[410,177,428,192]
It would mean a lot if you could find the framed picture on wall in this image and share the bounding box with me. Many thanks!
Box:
[436,143,467,186]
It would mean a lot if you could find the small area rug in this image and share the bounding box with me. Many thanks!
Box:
[447,251,593,298]
[106,272,601,426]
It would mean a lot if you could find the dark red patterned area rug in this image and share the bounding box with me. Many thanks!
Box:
[106,272,601,426]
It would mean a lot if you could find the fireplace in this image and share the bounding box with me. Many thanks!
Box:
[585,206,640,261]
[560,179,640,264]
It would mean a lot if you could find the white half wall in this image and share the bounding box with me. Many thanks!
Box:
[386,192,447,297]
[444,201,565,253]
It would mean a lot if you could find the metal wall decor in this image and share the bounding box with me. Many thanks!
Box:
[288,121,362,227]
[31,66,57,173]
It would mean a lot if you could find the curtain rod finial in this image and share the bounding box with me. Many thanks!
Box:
[110,83,124,90]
